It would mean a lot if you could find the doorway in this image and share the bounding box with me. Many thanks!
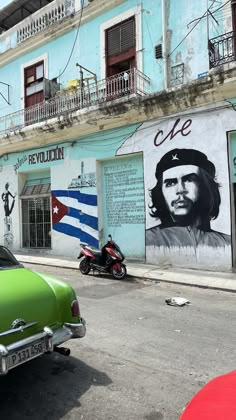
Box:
[229,131,236,267]
[100,153,145,260]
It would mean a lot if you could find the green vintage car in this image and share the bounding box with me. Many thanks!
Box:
[0,246,86,374]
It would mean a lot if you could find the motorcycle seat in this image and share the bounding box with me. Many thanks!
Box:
[86,246,101,256]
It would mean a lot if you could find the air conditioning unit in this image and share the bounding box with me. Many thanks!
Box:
[44,78,60,99]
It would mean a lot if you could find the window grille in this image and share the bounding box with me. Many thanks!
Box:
[22,197,51,249]
[170,63,184,87]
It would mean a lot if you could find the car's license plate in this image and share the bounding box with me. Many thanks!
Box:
[7,339,47,369]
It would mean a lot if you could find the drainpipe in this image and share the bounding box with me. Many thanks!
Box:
[162,0,168,90]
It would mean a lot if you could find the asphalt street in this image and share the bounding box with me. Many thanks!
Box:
[1,263,236,420]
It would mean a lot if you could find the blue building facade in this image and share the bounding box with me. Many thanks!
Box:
[0,0,236,271]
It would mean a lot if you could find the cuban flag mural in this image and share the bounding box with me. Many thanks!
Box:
[51,190,99,248]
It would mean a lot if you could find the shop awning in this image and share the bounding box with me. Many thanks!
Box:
[21,177,51,196]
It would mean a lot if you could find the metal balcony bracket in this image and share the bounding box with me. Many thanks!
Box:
[0,82,10,105]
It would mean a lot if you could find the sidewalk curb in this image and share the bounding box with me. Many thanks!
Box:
[16,256,236,294]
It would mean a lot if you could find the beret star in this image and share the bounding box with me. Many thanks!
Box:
[155,148,216,180]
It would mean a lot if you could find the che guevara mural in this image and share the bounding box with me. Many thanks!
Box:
[117,113,232,270]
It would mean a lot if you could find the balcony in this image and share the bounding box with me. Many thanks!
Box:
[209,31,236,68]
[0,68,150,137]
[0,0,84,54]
[17,0,66,44]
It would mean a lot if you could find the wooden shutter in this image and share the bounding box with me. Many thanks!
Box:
[107,17,135,57]
[24,61,44,109]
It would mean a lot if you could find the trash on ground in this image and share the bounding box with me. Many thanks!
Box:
[165,297,191,306]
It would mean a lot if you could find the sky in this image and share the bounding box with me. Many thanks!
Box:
[0,0,11,9]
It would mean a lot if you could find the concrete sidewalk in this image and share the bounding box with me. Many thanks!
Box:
[14,251,236,293]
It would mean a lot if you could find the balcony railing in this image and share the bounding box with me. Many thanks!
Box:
[0,68,150,137]
[209,31,236,68]
[0,0,84,54]
[17,0,66,44]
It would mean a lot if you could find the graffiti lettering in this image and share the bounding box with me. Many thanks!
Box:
[154,118,192,147]
[14,155,27,172]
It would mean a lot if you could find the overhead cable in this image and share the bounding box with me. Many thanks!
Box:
[168,0,231,57]
[56,0,85,79]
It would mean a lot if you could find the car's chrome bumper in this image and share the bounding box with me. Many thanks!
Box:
[64,317,86,339]
[0,318,86,375]
[51,318,86,345]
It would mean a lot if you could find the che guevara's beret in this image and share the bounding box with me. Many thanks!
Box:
[155,148,216,180]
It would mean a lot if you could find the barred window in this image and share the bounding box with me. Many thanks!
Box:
[22,198,51,249]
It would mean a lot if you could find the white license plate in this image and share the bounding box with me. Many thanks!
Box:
[7,339,47,369]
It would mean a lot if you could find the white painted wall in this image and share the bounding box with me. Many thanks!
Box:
[117,103,236,271]
[0,164,20,249]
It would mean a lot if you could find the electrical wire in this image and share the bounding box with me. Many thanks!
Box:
[0,92,232,155]
[0,100,231,154]
[211,17,221,36]
[68,102,231,152]
[168,9,209,57]
[144,12,162,72]
[56,0,84,79]
[188,0,232,27]
[0,100,21,112]
[168,0,231,58]
[0,3,84,112]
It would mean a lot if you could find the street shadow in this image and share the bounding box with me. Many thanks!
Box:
[84,270,138,283]
[0,352,112,420]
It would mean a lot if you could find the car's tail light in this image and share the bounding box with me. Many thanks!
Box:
[71,299,80,317]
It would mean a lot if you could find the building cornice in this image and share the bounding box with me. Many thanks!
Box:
[0,0,125,68]
[0,65,235,156]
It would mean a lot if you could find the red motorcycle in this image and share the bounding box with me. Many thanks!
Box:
[78,235,127,280]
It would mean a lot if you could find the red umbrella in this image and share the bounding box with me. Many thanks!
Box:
[179,370,236,419]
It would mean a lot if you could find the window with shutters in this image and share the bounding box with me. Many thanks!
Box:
[24,61,44,109]
[106,17,136,77]
[232,0,236,31]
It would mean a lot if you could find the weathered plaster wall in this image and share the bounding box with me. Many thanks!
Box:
[1,0,229,123]
[168,0,229,82]
[0,103,236,270]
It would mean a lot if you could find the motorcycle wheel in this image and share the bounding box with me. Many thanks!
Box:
[111,262,127,280]
[79,258,91,275]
